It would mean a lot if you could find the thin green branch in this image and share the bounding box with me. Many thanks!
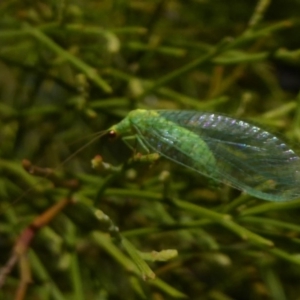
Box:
[26,25,112,93]
[104,188,273,247]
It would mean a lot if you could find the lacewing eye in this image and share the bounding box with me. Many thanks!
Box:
[108,130,117,140]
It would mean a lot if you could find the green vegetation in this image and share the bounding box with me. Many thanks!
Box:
[1,1,300,299]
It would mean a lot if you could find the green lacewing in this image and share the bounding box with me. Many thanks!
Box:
[108,109,300,201]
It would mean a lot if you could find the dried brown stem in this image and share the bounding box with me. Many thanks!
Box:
[0,197,73,298]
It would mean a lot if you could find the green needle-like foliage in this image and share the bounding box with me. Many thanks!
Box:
[1,1,300,300]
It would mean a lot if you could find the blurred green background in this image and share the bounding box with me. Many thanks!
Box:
[1,1,300,299]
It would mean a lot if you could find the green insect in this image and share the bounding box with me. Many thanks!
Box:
[108,109,300,202]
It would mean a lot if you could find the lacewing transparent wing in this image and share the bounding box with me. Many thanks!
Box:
[109,109,300,201]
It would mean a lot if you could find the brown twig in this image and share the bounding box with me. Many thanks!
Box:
[0,197,73,299]
[22,159,80,190]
